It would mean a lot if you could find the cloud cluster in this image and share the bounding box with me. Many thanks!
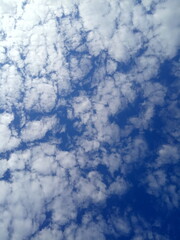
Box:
[0,0,179,239]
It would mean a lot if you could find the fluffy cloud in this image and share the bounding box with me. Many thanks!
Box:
[0,0,179,239]
[0,113,20,152]
[21,116,57,142]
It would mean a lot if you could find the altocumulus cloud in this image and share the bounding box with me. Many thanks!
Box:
[0,0,179,240]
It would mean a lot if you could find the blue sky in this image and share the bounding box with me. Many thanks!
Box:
[0,0,179,239]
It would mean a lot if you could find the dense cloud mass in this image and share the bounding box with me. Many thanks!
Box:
[0,0,179,239]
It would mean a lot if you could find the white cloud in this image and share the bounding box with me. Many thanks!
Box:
[112,217,131,235]
[151,0,180,59]
[0,0,17,14]
[147,170,166,191]
[0,0,179,239]
[75,222,106,240]
[156,144,179,166]
[108,177,128,195]
[32,228,63,240]
[56,150,76,169]
[106,58,117,75]
[24,79,57,113]
[0,159,8,178]
[0,181,11,205]
[72,94,92,123]
[75,171,107,204]
[123,137,147,164]
[0,64,22,110]
[0,113,20,152]
[21,116,57,142]
[80,139,100,152]
[50,192,77,225]
[147,144,179,208]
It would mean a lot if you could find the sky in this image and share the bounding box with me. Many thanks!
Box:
[0,0,179,239]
